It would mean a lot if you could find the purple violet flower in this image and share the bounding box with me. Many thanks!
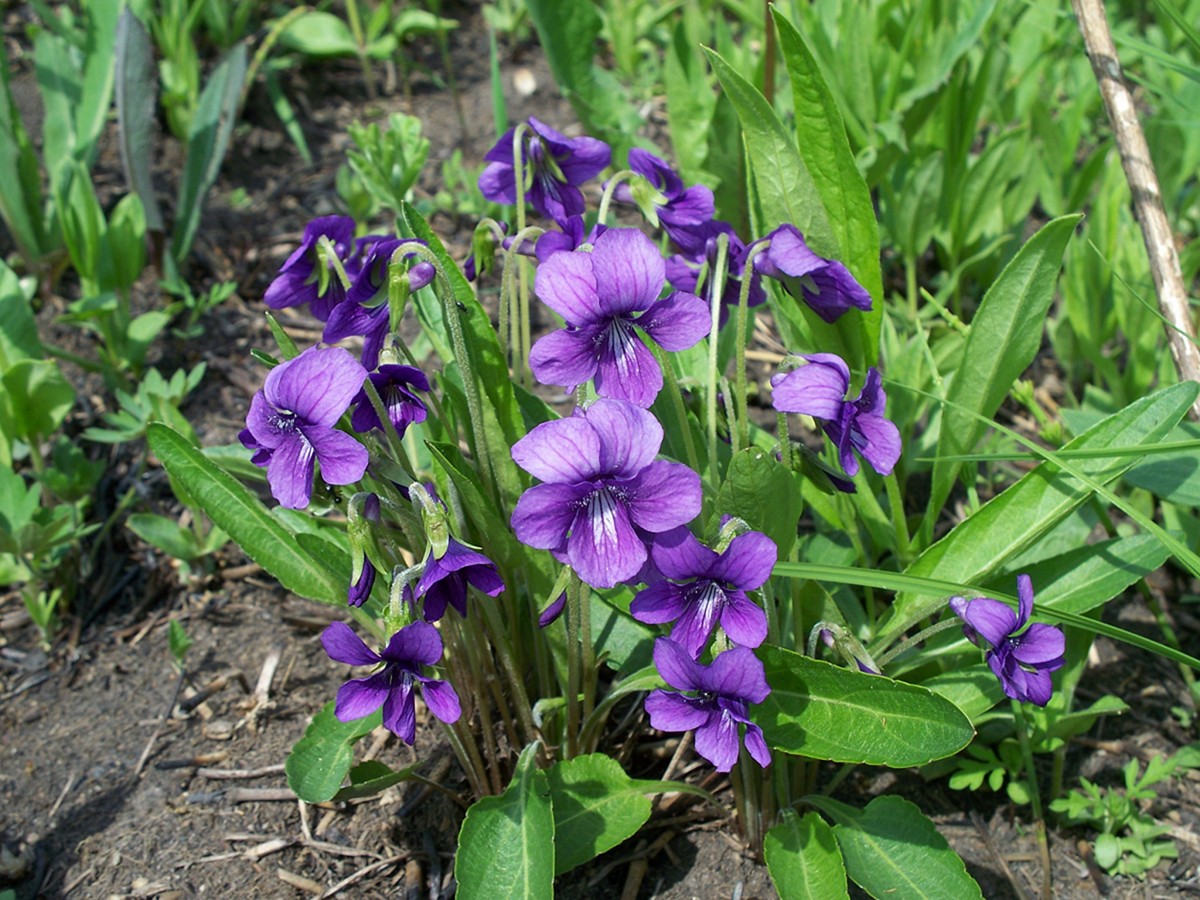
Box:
[528,228,710,408]
[322,620,461,743]
[950,575,1065,707]
[479,117,611,223]
[771,353,901,477]
[664,221,765,318]
[611,149,715,249]
[239,346,369,509]
[644,639,772,772]
[323,239,428,370]
[265,216,357,322]
[754,224,872,323]
[630,528,776,658]
[404,537,507,622]
[350,364,430,437]
[510,399,702,589]
[534,214,607,262]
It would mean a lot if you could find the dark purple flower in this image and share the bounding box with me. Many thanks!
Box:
[323,239,428,370]
[529,228,709,408]
[612,149,714,249]
[404,538,506,622]
[755,224,872,323]
[239,347,369,509]
[950,575,1065,707]
[479,117,611,223]
[265,216,357,322]
[348,494,381,608]
[322,620,461,743]
[534,214,607,262]
[350,364,430,436]
[664,221,764,318]
[644,639,771,772]
[538,592,567,628]
[771,353,901,477]
[348,558,376,607]
[631,528,776,658]
[510,399,702,589]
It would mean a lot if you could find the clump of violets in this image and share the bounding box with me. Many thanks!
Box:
[645,638,772,772]
[755,224,872,323]
[950,575,1065,706]
[771,353,901,477]
[239,346,369,509]
[322,620,461,743]
[479,116,611,223]
[510,398,702,589]
[630,526,776,659]
[529,228,709,408]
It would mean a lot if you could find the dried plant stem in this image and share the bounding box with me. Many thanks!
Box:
[1072,0,1200,418]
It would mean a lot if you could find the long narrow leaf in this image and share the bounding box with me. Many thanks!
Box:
[926,214,1082,529]
[115,8,164,233]
[147,423,346,604]
[172,44,248,263]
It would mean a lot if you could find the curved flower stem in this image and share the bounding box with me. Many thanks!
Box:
[1012,700,1053,900]
[872,616,960,671]
[360,378,418,482]
[500,226,545,381]
[596,169,637,226]
[706,233,730,492]
[735,241,768,452]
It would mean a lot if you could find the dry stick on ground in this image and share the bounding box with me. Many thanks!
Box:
[1072,0,1200,418]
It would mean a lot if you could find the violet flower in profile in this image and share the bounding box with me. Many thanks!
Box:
[348,494,381,607]
[324,239,429,370]
[529,228,709,408]
[405,537,506,622]
[265,215,357,322]
[510,399,702,589]
[239,346,369,509]
[611,149,714,249]
[350,364,430,437]
[479,117,611,223]
[534,214,607,262]
[755,224,872,323]
[771,353,901,477]
[664,220,764,317]
[322,620,461,744]
[631,528,776,658]
[950,575,1065,707]
[644,639,771,772]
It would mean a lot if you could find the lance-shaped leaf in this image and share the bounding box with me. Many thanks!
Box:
[765,809,849,900]
[756,645,973,766]
[286,702,382,803]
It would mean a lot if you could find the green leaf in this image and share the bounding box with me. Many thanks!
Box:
[0,467,40,537]
[0,41,47,263]
[879,382,1198,646]
[127,512,202,561]
[546,754,652,875]
[167,619,194,664]
[0,261,42,367]
[115,7,164,234]
[927,214,1082,524]
[773,10,882,350]
[456,744,554,900]
[172,44,247,264]
[278,11,367,57]
[922,665,1005,723]
[813,796,983,900]
[76,0,119,167]
[664,17,714,181]
[756,645,974,766]
[3,359,75,442]
[332,759,418,802]
[146,423,346,604]
[765,809,849,900]
[714,447,802,558]
[286,701,382,803]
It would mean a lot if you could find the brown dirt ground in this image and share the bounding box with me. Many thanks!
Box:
[2,5,1200,899]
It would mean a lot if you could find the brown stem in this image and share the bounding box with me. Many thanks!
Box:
[1072,0,1200,418]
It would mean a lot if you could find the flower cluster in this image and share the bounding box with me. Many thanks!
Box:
[240,115,934,775]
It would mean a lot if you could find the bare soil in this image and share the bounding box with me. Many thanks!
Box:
[2,7,1200,899]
